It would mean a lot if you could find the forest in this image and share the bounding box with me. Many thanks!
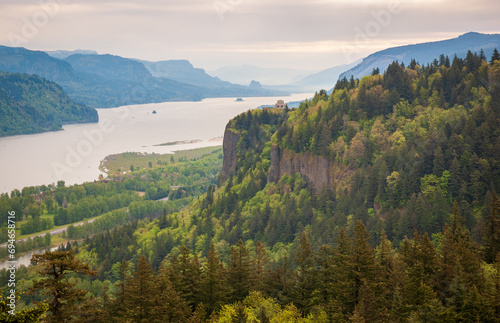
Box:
[1,50,500,322]
[0,72,98,137]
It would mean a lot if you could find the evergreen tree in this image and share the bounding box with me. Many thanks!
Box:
[291,231,316,313]
[153,268,191,322]
[29,250,96,323]
[254,241,270,293]
[484,192,500,263]
[228,240,254,301]
[123,254,155,322]
[167,245,202,309]
[491,48,500,64]
[200,242,230,315]
[332,228,355,319]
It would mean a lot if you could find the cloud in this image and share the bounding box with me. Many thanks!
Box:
[0,0,499,69]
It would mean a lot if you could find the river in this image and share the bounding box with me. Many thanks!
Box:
[0,247,59,270]
[0,94,312,194]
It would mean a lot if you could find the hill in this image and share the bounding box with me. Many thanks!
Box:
[2,50,500,322]
[340,32,500,80]
[0,72,98,137]
[0,46,284,109]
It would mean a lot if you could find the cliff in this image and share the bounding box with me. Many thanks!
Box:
[267,144,355,194]
[221,128,355,193]
[220,127,241,182]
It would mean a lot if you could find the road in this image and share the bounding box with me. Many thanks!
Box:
[0,218,97,248]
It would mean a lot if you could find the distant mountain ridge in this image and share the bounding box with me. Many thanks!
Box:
[208,65,315,86]
[0,46,285,109]
[294,61,360,91]
[140,59,277,96]
[46,49,98,60]
[340,32,500,80]
[0,71,98,137]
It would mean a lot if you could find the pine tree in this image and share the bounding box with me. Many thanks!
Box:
[291,231,316,314]
[483,192,500,263]
[491,48,500,64]
[109,259,129,319]
[254,241,270,293]
[315,244,336,319]
[332,228,355,319]
[152,268,191,322]
[124,254,155,322]
[200,242,230,315]
[167,245,202,309]
[29,250,96,323]
[350,221,384,321]
[228,239,254,301]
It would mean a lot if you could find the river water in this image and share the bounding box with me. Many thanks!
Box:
[0,247,59,270]
[0,94,311,194]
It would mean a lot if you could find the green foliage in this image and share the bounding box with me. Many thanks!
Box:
[3,52,500,322]
[0,71,98,137]
[29,250,96,322]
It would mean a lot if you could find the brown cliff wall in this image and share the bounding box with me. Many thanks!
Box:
[220,127,241,183]
[267,144,354,194]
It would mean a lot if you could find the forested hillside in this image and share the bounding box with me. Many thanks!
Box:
[0,72,98,137]
[2,50,500,322]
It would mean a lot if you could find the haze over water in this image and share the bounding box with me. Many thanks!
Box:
[0,94,311,194]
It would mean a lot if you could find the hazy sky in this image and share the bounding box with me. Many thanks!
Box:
[1,0,499,71]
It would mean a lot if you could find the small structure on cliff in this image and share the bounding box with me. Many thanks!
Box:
[275,100,287,109]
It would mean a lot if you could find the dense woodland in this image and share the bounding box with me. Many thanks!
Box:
[1,50,500,322]
[0,72,98,137]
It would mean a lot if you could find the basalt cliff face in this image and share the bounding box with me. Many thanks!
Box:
[221,126,354,193]
[220,127,241,182]
[267,144,354,193]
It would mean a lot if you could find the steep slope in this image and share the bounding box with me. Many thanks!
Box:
[340,32,500,80]
[65,54,153,82]
[0,72,98,137]
[0,46,76,82]
[0,46,203,108]
[215,50,500,247]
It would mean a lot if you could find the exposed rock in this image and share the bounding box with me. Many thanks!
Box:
[221,129,355,193]
[220,127,241,183]
[267,144,355,194]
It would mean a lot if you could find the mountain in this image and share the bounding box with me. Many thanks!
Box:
[0,46,201,108]
[0,71,98,137]
[208,65,315,85]
[140,59,282,96]
[65,54,152,82]
[294,61,359,90]
[0,46,285,108]
[5,51,500,322]
[340,32,500,80]
[45,49,98,60]
[141,59,223,87]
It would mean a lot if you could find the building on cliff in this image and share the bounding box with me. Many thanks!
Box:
[275,100,287,109]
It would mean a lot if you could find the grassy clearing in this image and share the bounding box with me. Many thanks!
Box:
[100,145,222,174]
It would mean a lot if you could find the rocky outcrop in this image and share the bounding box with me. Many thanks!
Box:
[220,127,241,182]
[267,144,354,194]
[221,128,354,193]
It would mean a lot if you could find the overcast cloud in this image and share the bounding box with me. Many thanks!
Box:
[1,0,499,70]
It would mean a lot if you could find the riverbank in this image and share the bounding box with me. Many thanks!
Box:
[100,145,222,174]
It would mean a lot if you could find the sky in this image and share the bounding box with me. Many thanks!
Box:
[1,0,499,72]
